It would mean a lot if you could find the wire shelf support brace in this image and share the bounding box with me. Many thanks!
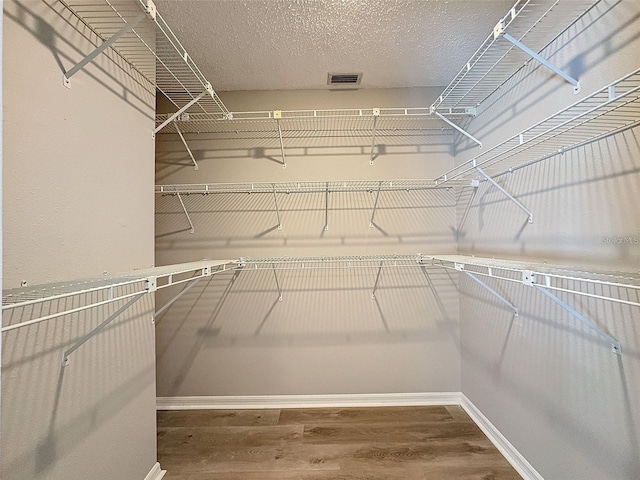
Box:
[430,0,598,112]
[63,1,157,88]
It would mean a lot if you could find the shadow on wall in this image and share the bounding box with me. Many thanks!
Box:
[1,291,156,480]
[154,265,460,393]
[6,0,155,119]
[456,128,640,270]
[155,188,457,255]
[154,134,453,182]
[454,0,640,155]
[460,275,640,478]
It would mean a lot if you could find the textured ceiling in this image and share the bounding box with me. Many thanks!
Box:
[154,0,515,92]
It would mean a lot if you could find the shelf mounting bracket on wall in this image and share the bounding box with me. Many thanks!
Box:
[433,111,482,147]
[154,87,210,137]
[455,263,518,316]
[155,277,203,318]
[272,264,283,302]
[475,167,533,223]
[369,108,380,166]
[369,181,382,228]
[527,274,621,354]
[324,182,329,231]
[273,185,282,230]
[274,111,287,169]
[63,0,157,88]
[176,192,195,234]
[495,21,580,93]
[175,119,198,170]
[62,293,145,366]
[372,261,384,300]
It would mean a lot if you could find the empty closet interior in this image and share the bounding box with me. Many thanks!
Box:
[2,0,639,479]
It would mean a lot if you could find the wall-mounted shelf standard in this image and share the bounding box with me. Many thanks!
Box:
[61,0,229,129]
[156,179,452,233]
[435,68,640,186]
[430,0,599,112]
[155,107,476,166]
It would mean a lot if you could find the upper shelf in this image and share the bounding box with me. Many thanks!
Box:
[61,0,228,116]
[156,179,449,195]
[154,107,473,143]
[436,68,640,184]
[430,0,599,112]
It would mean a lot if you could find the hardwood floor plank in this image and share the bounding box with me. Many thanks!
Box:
[158,425,304,454]
[303,420,483,444]
[278,406,454,425]
[157,409,280,427]
[157,406,522,479]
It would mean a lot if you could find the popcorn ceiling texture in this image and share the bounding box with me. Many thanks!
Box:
[154,0,513,91]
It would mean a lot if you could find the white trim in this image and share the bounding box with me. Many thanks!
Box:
[157,392,462,410]
[144,462,166,480]
[156,392,541,479]
[460,394,544,480]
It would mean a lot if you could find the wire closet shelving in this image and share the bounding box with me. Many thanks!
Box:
[430,0,600,112]
[4,256,638,354]
[436,68,640,185]
[61,0,229,118]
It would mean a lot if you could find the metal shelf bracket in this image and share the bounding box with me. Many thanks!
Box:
[531,278,622,355]
[154,87,210,137]
[63,0,157,88]
[273,186,282,230]
[475,167,533,223]
[176,192,195,234]
[455,263,518,316]
[175,119,198,170]
[372,261,384,299]
[274,112,287,169]
[495,21,580,94]
[272,264,283,302]
[62,293,145,366]
[369,181,382,228]
[324,183,329,231]
[434,112,482,147]
[370,108,380,166]
[155,277,203,318]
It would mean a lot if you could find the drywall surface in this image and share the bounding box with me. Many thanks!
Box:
[155,87,461,397]
[3,1,156,479]
[457,1,640,478]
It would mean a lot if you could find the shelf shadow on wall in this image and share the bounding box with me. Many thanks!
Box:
[460,275,640,477]
[454,0,639,155]
[1,295,155,479]
[7,1,156,120]
[155,266,461,394]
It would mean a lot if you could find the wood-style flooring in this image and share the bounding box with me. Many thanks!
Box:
[157,406,522,479]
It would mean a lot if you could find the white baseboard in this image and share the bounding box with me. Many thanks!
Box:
[144,462,166,480]
[157,392,462,410]
[460,394,543,480]
[156,392,541,480]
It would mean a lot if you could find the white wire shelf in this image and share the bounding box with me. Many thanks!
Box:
[61,0,228,116]
[2,260,237,331]
[4,255,637,355]
[154,107,472,140]
[436,68,640,184]
[155,179,451,196]
[431,0,599,111]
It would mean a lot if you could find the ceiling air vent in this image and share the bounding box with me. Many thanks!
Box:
[327,72,362,87]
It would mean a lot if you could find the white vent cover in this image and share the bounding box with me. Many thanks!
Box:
[327,72,363,86]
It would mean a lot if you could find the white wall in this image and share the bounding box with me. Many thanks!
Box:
[2,1,156,479]
[155,87,461,397]
[456,1,640,478]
